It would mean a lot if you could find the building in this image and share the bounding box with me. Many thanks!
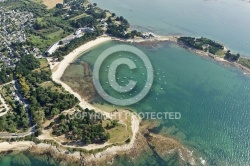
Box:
[46,42,60,55]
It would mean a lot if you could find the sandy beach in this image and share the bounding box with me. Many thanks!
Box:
[49,35,141,153]
[50,36,113,118]
[1,33,248,164]
[91,112,140,161]
[0,36,141,160]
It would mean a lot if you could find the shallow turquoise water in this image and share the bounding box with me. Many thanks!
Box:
[75,40,250,165]
[0,152,59,166]
[2,0,250,165]
[89,0,250,56]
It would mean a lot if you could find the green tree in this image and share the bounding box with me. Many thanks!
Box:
[59,41,63,45]
[56,3,63,9]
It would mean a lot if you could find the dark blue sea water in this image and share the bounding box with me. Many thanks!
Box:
[90,0,250,56]
[2,0,250,165]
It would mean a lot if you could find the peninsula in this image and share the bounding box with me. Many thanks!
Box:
[0,0,250,165]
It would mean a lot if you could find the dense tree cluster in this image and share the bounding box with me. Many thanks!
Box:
[86,10,106,19]
[50,32,101,59]
[52,108,110,144]
[0,105,29,132]
[0,64,13,84]
[15,54,40,76]
[0,54,78,133]
[107,24,129,39]
[30,87,78,119]
[178,37,224,53]
[71,16,97,28]
[0,0,136,136]
[55,3,63,9]
[225,50,240,61]
[53,8,68,17]
[14,55,78,126]
[178,37,241,61]
[105,120,119,129]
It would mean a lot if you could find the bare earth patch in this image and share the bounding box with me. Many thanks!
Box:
[43,0,63,9]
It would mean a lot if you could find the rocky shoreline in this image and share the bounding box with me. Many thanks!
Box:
[0,120,202,166]
[132,35,250,75]
[1,34,248,165]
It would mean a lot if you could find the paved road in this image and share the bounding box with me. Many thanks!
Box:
[0,80,14,88]
[13,80,33,126]
[0,125,37,138]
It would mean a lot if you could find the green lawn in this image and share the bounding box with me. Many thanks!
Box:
[27,34,48,50]
[107,123,130,144]
[69,13,89,20]
[39,58,49,68]
[33,58,50,73]
[32,0,43,4]
[40,81,63,93]
[215,50,226,58]
[28,29,64,50]
[238,58,250,69]
[46,28,64,39]
[36,17,43,23]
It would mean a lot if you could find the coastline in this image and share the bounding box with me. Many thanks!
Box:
[177,42,250,75]
[0,34,183,164]
[50,36,113,118]
[0,0,249,164]
[0,141,34,153]
[47,35,141,161]
[0,35,141,165]
[135,34,250,75]
[0,33,249,165]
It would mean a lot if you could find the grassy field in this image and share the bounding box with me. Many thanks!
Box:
[46,28,64,39]
[32,0,43,4]
[215,50,226,58]
[69,13,88,20]
[39,58,49,68]
[27,28,66,51]
[27,34,49,50]
[93,104,133,143]
[40,81,64,93]
[33,58,50,72]
[238,58,250,69]
[37,59,63,92]
[42,0,63,9]
[107,123,131,144]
